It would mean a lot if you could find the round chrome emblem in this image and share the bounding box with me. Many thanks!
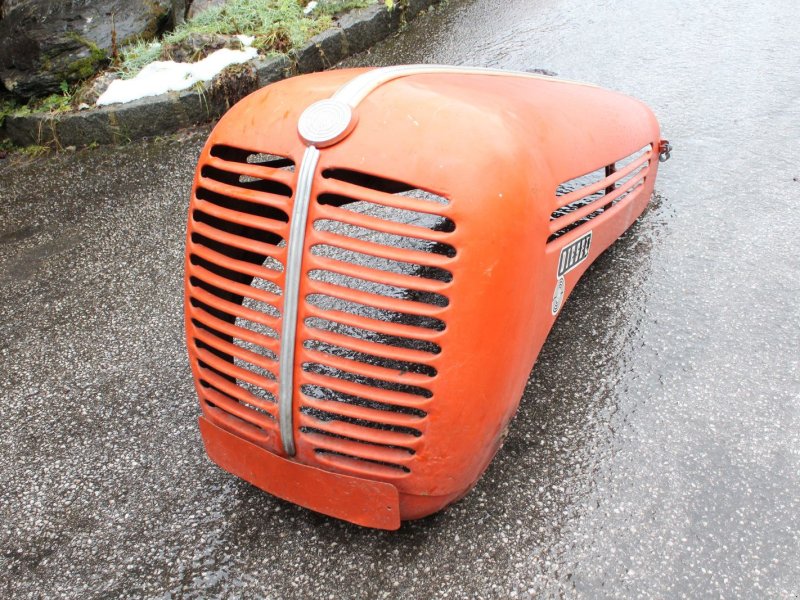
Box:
[297,99,354,147]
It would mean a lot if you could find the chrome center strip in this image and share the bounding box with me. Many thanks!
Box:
[279,144,320,456]
[332,64,597,108]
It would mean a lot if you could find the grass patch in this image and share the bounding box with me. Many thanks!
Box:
[2,82,74,120]
[118,0,377,78]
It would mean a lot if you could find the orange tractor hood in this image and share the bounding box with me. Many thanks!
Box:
[184,66,666,529]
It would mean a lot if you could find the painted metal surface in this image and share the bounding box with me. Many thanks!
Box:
[184,67,666,528]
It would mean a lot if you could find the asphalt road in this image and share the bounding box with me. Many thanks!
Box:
[2,0,799,597]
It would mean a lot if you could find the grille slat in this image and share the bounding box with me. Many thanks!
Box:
[193,326,278,377]
[203,404,275,446]
[322,177,452,217]
[194,345,279,396]
[313,450,411,477]
[302,431,414,463]
[189,304,280,357]
[312,229,455,269]
[309,254,451,295]
[303,348,433,387]
[199,384,277,427]
[193,199,289,236]
[300,394,426,429]
[191,220,285,260]
[198,176,293,210]
[197,364,278,414]
[303,339,436,376]
[203,154,297,187]
[317,203,455,243]
[301,325,438,364]
[189,246,282,285]
[304,303,445,341]
[189,284,281,333]
[301,370,433,409]
[190,266,281,308]
[308,280,447,319]
[297,414,424,447]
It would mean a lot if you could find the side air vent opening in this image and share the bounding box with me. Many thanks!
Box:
[548,145,652,242]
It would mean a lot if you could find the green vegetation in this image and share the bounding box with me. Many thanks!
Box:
[1,82,74,123]
[118,0,376,78]
[0,99,17,128]
[65,33,109,80]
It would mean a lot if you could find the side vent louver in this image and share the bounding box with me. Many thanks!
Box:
[187,145,295,446]
[298,169,455,478]
[549,145,652,242]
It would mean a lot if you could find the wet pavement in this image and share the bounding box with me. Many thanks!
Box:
[1,0,799,597]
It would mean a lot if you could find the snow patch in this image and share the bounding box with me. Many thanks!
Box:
[96,46,258,107]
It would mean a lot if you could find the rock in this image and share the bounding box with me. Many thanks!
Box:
[186,0,227,20]
[0,0,174,99]
[160,32,242,63]
[72,70,119,106]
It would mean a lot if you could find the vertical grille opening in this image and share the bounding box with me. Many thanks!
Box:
[298,173,454,477]
[548,145,652,242]
[188,145,292,437]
